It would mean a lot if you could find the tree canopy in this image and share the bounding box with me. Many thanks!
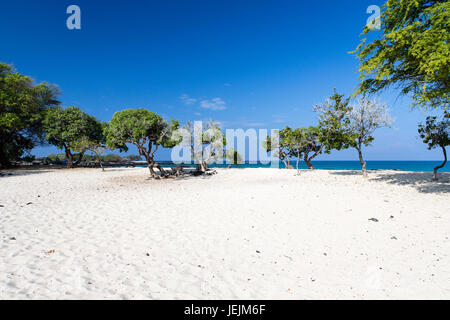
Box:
[293,126,323,170]
[262,126,295,169]
[348,98,393,176]
[104,108,179,177]
[354,0,449,109]
[43,106,104,167]
[315,90,353,153]
[0,62,60,167]
[418,111,449,180]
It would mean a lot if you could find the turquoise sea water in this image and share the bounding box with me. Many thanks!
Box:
[150,161,449,172]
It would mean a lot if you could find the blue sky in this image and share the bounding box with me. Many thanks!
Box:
[0,0,444,160]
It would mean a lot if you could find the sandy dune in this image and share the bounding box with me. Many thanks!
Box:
[0,167,449,299]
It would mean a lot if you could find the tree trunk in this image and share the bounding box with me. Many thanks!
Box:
[65,149,74,168]
[73,151,85,166]
[357,147,367,177]
[286,157,292,169]
[304,154,315,170]
[147,161,158,178]
[433,145,447,181]
[154,162,167,177]
[96,153,104,171]
[200,161,208,172]
[0,141,11,168]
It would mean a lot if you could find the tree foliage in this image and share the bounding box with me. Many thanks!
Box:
[293,126,323,170]
[225,149,243,166]
[262,127,295,169]
[0,62,60,167]
[315,90,353,153]
[348,99,393,176]
[177,120,226,172]
[104,108,179,178]
[418,111,449,180]
[43,106,104,167]
[354,0,449,109]
[263,126,323,170]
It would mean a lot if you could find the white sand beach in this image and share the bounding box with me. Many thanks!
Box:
[0,167,449,299]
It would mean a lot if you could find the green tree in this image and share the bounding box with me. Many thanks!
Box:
[285,128,305,171]
[177,120,226,172]
[43,106,104,168]
[0,62,59,167]
[295,126,323,170]
[262,127,294,169]
[225,149,243,167]
[353,0,449,109]
[315,90,353,154]
[104,108,179,178]
[418,111,449,180]
[348,99,393,177]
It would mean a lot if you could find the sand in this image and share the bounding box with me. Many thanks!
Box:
[0,167,449,299]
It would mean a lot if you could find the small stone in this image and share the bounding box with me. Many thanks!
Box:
[368,218,379,222]
[26,202,33,205]
[256,250,261,254]
[146,253,150,256]
[10,237,16,240]
[391,236,398,240]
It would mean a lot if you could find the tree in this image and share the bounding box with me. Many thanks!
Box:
[104,109,179,178]
[263,126,323,170]
[418,111,449,180]
[0,62,60,167]
[73,137,109,171]
[44,153,66,165]
[315,90,353,154]
[285,128,305,171]
[353,0,449,109]
[125,155,143,161]
[178,120,226,173]
[262,127,294,169]
[43,106,104,168]
[348,99,393,177]
[296,127,323,170]
[225,149,243,167]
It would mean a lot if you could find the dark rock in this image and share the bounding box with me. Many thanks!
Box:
[368,218,379,222]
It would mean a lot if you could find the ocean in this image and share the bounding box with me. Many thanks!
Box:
[149,161,450,172]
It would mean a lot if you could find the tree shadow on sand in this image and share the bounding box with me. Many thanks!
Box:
[0,168,56,177]
[330,170,450,194]
[369,171,450,194]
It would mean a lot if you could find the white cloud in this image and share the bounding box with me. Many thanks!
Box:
[200,97,227,111]
[180,94,197,105]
